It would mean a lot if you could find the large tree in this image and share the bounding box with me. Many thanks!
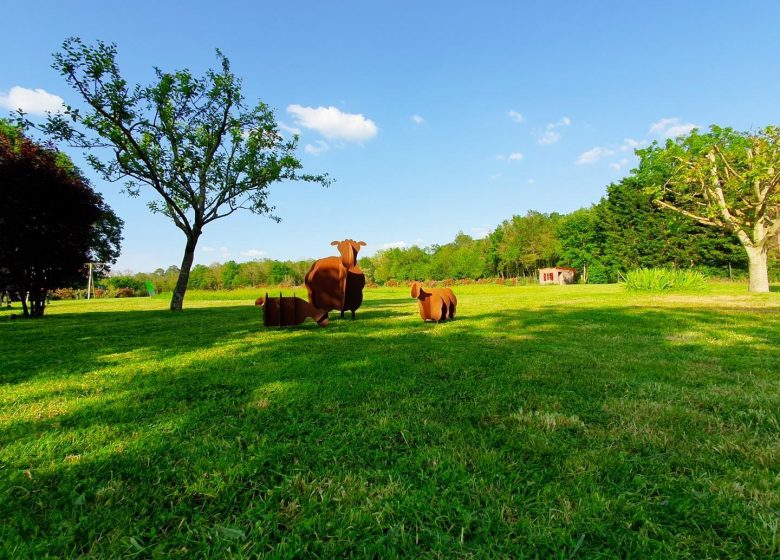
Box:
[34,38,329,311]
[638,126,780,292]
[0,121,122,317]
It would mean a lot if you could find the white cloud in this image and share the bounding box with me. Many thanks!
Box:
[576,138,640,165]
[241,249,266,258]
[489,173,503,180]
[649,117,697,139]
[539,130,561,145]
[411,114,425,125]
[609,158,630,170]
[577,146,615,165]
[507,110,524,123]
[382,241,406,249]
[538,116,571,145]
[201,246,231,258]
[304,140,330,156]
[496,152,524,162]
[0,86,64,115]
[278,121,301,136]
[287,104,378,142]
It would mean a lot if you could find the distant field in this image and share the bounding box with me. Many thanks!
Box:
[1,284,779,558]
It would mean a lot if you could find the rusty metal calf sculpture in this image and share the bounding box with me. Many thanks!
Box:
[410,282,457,322]
[305,239,366,319]
[256,294,329,327]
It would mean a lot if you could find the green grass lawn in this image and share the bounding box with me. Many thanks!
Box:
[1,284,779,558]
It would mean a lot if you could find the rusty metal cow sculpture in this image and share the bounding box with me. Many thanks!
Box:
[410,281,457,322]
[256,294,329,327]
[305,239,366,319]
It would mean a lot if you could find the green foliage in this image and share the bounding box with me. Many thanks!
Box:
[2,285,779,557]
[637,125,780,291]
[622,268,707,292]
[35,38,329,310]
[0,121,122,317]
[268,261,294,285]
[489,211,562,277]
[220,260,240,288]
[104,276,146,296]
[585,261,612,284]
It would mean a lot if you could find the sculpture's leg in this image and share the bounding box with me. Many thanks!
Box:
[351,310,356,319]
[340,310,345,319]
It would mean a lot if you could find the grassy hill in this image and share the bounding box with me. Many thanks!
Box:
[1,284,778,558]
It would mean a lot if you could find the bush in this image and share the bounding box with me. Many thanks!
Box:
[51,288,77,300]
[50,288,90,300]
[623,268,707,292]
[115,287,137,298]
[105,276,145,293]
[586,262,611,284]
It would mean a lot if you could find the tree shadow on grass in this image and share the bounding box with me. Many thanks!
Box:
[1,298,780,557]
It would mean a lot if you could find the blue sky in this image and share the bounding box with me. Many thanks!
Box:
[2,1,779,272]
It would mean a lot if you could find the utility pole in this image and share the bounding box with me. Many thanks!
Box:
[87,263,93,299]
[84,263,107,299]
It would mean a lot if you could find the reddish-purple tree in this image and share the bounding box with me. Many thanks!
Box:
[0,122,122,317]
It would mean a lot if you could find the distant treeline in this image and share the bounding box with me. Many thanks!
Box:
[100,177,779,294]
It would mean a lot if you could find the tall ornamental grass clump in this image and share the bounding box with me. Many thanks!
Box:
[623,268,707,291]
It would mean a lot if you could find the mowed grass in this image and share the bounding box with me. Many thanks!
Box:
[1,284,779,558]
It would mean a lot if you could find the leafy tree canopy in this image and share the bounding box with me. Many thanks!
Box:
[637,125,780,291]
[28,38,329,310]
[0,121,122,317]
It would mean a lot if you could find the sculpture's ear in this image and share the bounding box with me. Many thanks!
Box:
[410,282,419,298]
[357,241,366,246]
[331,240,339,246]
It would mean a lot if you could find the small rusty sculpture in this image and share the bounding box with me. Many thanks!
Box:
[305,239,366,319]
[256,294,329,327]
[410,282,458,322]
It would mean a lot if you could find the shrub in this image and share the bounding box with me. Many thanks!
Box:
[50,288,90,300]
[115,287,137,298]
[623,268,707,292]
[586,262,611,284]
[50,288,76,300]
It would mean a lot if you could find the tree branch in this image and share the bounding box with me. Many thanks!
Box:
[654,199,719,227]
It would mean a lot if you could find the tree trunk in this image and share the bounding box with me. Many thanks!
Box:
[20,288,29,318]
[170,233,200,311]
[745,245,770,293]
